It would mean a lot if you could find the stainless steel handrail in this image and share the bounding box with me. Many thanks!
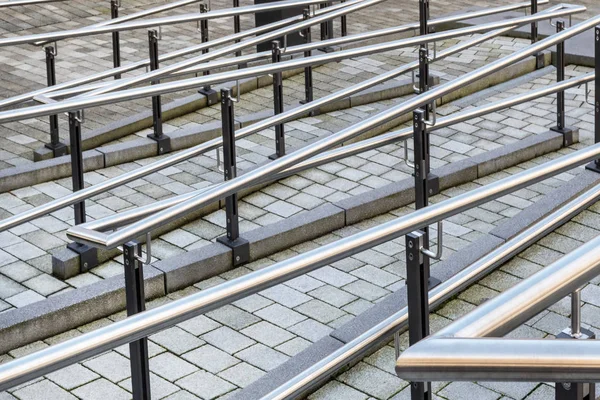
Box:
[78,72,595,233]
[0,0,550,109]
[0,0,64,7]
[396,229,600,382]
[0,12,547,234]
[2,142,600,391]
[33,0,204,46]
[0,6,582,122]
[0,0,344,47]
[66,10,595,249]
[263,182,600,399]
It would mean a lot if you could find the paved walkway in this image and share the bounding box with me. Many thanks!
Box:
[0,0,599,399]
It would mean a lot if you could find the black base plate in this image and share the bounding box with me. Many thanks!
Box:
[147,133,171,155]
[217,236,250,266]
[199,87,219,106]
[45,142,68,157]
[550,126,575,146]
[67,242,99,272]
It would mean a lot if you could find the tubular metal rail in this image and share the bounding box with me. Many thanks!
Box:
[64,7,593,250]
[0,7,597,400]
[0,0,65,7]
[0,3,573,235]
[0,0,543,109]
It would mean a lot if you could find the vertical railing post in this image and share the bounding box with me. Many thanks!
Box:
[300,8,315,114]
[198,3,218,105]
[550,21,573,146]
[216,89,249,266]
[530,0,544,69]
[43,46,67,157]
[555,288,595,400]
[66,111,98,272]
[407,109,440,400]
[318,2,334,52]
[146,30,171,155]
[406,229,431,400]
[340,0,347,37]
[269,41,285,159]
[233,0,243,63]
[586,26,600,173]
[123,241,152,400]
[111,0,121,79]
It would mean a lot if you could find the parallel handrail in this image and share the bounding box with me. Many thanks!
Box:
[264,181,600,399]
[2,141,600,391]
[0,0,547,108]
[396,228,600,382]
[0,0,64,7]
[0,6,582,122]
[67,10,596,250]
[0,8,554,234]
[0,0,341,47]
[79,72,595,233]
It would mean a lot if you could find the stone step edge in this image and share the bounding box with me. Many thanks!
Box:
[230,167,600,400]
[0,73,439,194]
[0,128,573,354]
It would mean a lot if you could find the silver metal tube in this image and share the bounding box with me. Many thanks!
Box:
[3,153,599,393]
[572,288,582,337]
[77,0,380,98]
[0,0,340,47]
[0,5,582,123]
[0,0,545,108]
[80,72,595,233]
[33,0,203,46]
[66,10,594,249]
[264,181,600,399]
[0,0,63,7]
[0,7,581,236]
[0,11,299,110]
[396,338,600,383]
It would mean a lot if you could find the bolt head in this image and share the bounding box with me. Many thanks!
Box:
[84,262,88,268]
[236,256,240,262]
[408,253,414,261]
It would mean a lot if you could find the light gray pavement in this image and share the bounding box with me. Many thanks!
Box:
[0,0,600,399]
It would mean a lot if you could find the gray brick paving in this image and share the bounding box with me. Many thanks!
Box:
[2,1,600,399]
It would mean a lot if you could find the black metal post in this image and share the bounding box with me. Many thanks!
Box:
[531,0,544,69]
[216,89,250,266]
[198,3,218,105]
[299,8,315,113]
[66,111,98,271]
[586,26,600,173]
[269,41,285,159]
[406,230,432,400]
[123,242,152,400]
[233,0,243,63]
[111,0,121,79]
[43,46,67,157]
[550,21,573,146]
[340,0,347,37]
[318,2,334,52]
[146,30,171,155]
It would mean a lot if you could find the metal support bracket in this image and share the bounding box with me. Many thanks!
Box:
[585,26,600,174]
[67,242,98,272]
[298,7,316,115]
[43,45,67,157]
[197,3,218,106]
[555,288,595,400]
[111,0,122,79]
[269,40,286,160]
[146,29,171,155]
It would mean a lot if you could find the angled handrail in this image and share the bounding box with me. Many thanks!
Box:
[0,0,343,47]
[2,141,600,392]
[0,6,582,122]
[78,72,595,233]
[0,0,64,7]
[264,182,600,399]
[66,10,596,250]
[0,10,553,234]
[396,230,600,382]
[0,0,548,108]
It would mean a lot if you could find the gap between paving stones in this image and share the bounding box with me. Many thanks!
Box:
[0,50,549,194]
[230,167,600,400]
[0,127,573,354]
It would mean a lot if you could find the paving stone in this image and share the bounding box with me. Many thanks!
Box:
[236,343,290,371]
[202,326,255,354]
[254,304,307,329]
[149,326,205,355]
[83,351,131,383]
[338,362,405,399]
[218,362,266,388]
[11,379,76,400]
[176,371,236,399]
[149,352,198,382]
[438,382,502,400]
[259,285,311,308]
[206,304,260,330]
[240,321,294,347]
[46,364,99,390]
[119,373,180,399]
[71,378,130,400]
[308,381,370,400]
[183,344,240,374]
